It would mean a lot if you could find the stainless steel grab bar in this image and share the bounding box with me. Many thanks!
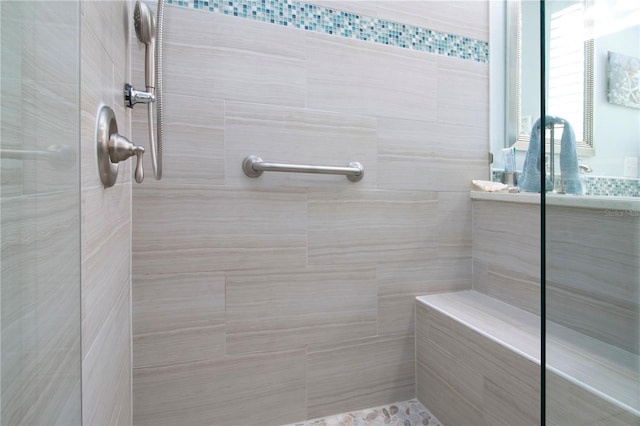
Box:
[242,155,364,182]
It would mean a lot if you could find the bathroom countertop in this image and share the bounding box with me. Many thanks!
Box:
[470,190,640,211]
[470,190,540,204]
[546,193,640,211]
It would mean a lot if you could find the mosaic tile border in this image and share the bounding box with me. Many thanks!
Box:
[491,169,640,197]
[166,0,489,63]
[582,175,640,197]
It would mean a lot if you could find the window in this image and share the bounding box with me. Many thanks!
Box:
[549,3,585,142]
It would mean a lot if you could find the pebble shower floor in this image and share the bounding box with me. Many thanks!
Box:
[286,399,441,426]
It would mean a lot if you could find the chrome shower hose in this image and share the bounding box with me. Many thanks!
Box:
[153,0,164,179]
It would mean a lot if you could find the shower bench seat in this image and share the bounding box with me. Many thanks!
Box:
[415,290,639,426]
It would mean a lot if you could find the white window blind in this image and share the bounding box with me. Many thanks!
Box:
[548,3,585,143]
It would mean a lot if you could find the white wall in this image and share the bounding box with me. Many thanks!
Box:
[590,25,640,176]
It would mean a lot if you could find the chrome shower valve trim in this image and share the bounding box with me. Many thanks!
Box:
[96,106,145,188]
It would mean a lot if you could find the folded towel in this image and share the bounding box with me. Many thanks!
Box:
[518,117,553,193]
[558,120,584,195]
[518,116,584,195]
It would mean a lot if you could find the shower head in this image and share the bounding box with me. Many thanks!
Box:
[134,1,156,89]
[134,1,155,45]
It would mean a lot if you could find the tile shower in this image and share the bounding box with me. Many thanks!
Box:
[130,1,488,424]
[3,0,638,424]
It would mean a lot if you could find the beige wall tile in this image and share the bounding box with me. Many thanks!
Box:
[416,295,540,426]
[547,205,639,353]
[437,56,489,129]
[0,77,24,197]
[430,191,473,248]
[377,118,489,192]
[0,191,81,426]
[82,0,130,79]
[133,186,307,275]
[82,183,131,266]
[417,292,540,360]
[82,285,131,426]
[472,199,639,354]
[226,266,377,355]
[80,1,132,424]
[82,185,132,358]
[472,258,489,294]
[2,2,84,425]
[133,348,307,426]
[20,81,79,195]
[224,101,377,189]
[547,284,638,355]
[546,369,640,426]
[307,335,415,419]
[416,305,485,425]
[128,3,493,423]
[546,321,638,415]
[472,199,541,313]
[376,192,473,336]
[24,5,79,84]
[484,263,540,315]
[482,360,540,426]
[80,17,114,190]
[307,33,438,121]
[81,1,133,189]
[417,358,487,426]
[308,190,437,266]
[52,382,82,426]
[0,2,25,81]
[133,272,226,367]
[162,7,305,107]
[377,257,471,336]
[132,93,225,186]
[82,221,131,359]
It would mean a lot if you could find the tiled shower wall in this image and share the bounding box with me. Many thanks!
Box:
[81,1,133,424]
[1,2,81,424]
[472,198,639,355]
[131,2,489,424]
[2,1,133,424]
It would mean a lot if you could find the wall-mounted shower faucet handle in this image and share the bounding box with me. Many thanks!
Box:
[124,83,155,108]
[134,146,144,183]
[97,106,146,187]
[109,133,145,183]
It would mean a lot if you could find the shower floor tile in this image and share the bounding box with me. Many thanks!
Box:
[287,399,441,426]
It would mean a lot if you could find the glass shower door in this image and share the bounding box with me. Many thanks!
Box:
[544,1,640,424]
[0,1,81,424]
